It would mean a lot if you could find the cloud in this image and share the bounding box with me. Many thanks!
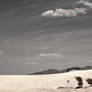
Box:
[74,8,87,14]
[54,9,77,17]
[42,10,55,17]
[41,8,87,17]
[39,52,63,58]
[42,9,77,17]
[77,0,92,8]
[41,0,92,17]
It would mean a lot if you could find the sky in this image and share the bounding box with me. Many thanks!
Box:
[0,0,92,74]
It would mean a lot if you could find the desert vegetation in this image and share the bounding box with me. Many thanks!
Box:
[75,77,83,89]
[86,78,92,86]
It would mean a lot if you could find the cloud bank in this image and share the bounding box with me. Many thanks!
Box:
[41,0,92,17]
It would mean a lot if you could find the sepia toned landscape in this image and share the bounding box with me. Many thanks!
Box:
[0,0,92,91]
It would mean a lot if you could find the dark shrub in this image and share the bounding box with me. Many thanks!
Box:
[75,77,83,89]
[86,78,92,86]
[67,80,69,83]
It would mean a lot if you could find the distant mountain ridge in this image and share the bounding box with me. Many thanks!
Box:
[30,66,92,75]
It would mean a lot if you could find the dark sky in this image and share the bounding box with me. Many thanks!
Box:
[0,0,92,74]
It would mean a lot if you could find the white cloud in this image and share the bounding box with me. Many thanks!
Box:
[84,1,92,8]
[77,0,86,4]
[39,52,63,58]
[41,9,76,17]
[74,8,87,14]
[42,10,54,17]
[41,0,92,18]
[78,0,92,8]
[54,9,78,17]
[41,7,87,17]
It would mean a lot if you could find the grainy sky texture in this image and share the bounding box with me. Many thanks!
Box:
[0,0,92,74]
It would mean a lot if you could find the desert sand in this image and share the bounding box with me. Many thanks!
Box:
[0,69,92,92]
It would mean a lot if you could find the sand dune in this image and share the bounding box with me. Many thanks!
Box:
[0,69,92,92]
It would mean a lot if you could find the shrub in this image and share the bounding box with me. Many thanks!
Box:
[75,76,83,89]
[86,78,92,86]
[67,80,69,83]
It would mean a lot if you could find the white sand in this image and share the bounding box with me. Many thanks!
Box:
[0,69,92,92]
